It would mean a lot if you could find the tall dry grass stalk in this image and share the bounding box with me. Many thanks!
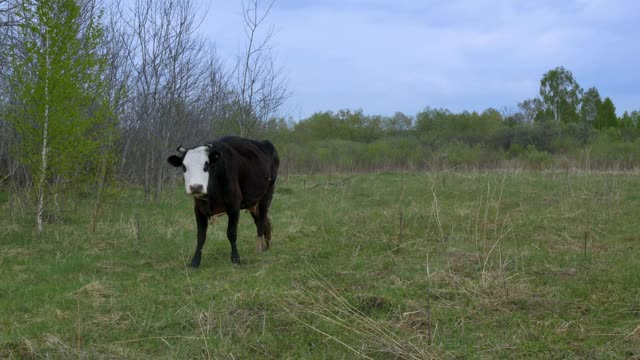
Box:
[285,268,440,360]
[428,175,445,244]
[182,254,212,360]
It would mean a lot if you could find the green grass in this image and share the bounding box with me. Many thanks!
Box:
[1,171,640,359]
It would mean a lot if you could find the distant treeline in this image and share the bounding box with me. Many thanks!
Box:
[266,106,640,174]
[258,66,640,173]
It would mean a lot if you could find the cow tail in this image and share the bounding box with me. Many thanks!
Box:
[262,140,279,186]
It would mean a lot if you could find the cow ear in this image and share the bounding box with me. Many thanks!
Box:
[204,144,220,161]
[167,155,183,167]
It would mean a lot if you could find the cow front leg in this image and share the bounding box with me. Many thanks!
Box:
[226,209,241,264]
[191,207,208,268]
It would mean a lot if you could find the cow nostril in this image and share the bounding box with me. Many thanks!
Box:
[189,184,204,194]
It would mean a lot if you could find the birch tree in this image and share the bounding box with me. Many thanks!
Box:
[8,0,109,232]
[539,66,582,123]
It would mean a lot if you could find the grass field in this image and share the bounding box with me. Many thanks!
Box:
[1,171,639,359]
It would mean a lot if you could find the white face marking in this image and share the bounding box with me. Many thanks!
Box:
[182,146,209,195]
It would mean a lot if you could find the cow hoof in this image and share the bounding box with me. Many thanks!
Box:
[231,256,241,264]
[256,236,269,252]
[190,259,201,268]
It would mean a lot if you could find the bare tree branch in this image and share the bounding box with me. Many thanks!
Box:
[233,0,289,136]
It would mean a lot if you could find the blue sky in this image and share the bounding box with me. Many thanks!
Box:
[200,0,640,119]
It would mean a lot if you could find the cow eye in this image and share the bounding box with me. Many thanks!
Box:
[182,165,186,173]
[203,161,209,172]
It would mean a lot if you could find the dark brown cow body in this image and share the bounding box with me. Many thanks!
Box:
[168,136,279,266]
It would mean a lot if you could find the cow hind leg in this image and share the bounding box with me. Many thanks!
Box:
[250,207,268,252]
[263,214,272,247]
[258,195,273,251]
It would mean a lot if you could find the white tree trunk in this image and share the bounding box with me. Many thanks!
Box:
[36,32,50,233]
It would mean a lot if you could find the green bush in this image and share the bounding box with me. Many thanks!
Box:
[551,136,581,155]
[438,142,504,169]
[522,145,553,170]
[589,137,640,169]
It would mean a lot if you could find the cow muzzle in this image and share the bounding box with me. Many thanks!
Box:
[189,184,205,195]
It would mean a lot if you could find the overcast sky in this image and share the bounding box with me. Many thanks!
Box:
[199,0,640,119]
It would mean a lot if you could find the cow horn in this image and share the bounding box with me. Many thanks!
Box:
[177,146,187,153]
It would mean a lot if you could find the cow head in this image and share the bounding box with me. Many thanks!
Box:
[167,144,218,195]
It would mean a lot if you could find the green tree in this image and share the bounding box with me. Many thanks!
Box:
[632,111,640,129]
[539,66,582,123]
[415,107,452,133]
[518,98,543,123]
[383,112,413,133]
[580,87,602,124]
[293,112,340,142]
[620,111,633,128]
[8,0,109,232]
[595,97,618,129]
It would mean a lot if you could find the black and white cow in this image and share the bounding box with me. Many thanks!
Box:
[167,136,279,266]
